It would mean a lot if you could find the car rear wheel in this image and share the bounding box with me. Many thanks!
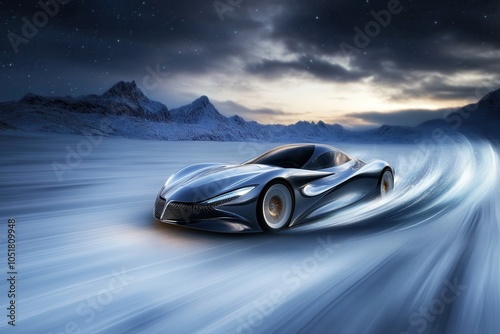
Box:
[379,169,394,196]
[257,181,294,232]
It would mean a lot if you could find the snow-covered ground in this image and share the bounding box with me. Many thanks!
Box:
[1,132,499,334]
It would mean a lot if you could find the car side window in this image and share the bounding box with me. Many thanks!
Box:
[305,151,351,170]
[334,152,350,166]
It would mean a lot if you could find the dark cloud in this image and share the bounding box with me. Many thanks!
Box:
[246,55,364,82]
[1,0,499,121]
[344,108,457,127]
[267,0,500,93]
[213,100,305,124]
[394,80,500,102]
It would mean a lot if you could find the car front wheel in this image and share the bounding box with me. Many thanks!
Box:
[257,181,294,232]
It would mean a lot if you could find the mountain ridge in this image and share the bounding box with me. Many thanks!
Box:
[0,81,498,142]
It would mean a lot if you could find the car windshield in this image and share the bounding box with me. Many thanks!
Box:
[245,145,315,168]
[304,151,351,170]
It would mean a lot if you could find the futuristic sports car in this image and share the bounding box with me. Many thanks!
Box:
[154,144,394,233]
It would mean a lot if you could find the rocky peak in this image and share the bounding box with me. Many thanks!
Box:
[102,80,145,100]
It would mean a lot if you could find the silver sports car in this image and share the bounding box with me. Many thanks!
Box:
[154,144,394,233]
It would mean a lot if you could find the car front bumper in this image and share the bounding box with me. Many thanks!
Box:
[153,195,262,233]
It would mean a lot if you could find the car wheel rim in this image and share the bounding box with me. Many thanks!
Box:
[262,184,292,229]
[381,171,394,196]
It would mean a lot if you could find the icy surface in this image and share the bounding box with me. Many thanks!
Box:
[0,133,499,334]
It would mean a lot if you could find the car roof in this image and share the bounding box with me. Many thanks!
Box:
[245,143,352,169]
[272,143,348,156]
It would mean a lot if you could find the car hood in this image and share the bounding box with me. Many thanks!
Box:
[161,164,281,202]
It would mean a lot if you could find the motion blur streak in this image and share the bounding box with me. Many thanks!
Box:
[0,133,498,334]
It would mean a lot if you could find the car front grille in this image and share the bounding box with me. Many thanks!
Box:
[162,202,222,223]
[154,196,166,219]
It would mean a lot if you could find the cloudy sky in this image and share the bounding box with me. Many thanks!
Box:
[1,0,499,126]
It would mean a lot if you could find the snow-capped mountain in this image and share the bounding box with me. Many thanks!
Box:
[101,80,171,119]
[13,80,170,123]
[170,96,227,125]
[0,81,498,142]
[0,81,353,141]
[416,88,500,141]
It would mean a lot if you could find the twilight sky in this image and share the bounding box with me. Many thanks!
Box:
[1,0,499,126]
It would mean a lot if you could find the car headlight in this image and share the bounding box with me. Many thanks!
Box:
[202,186,255,205]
